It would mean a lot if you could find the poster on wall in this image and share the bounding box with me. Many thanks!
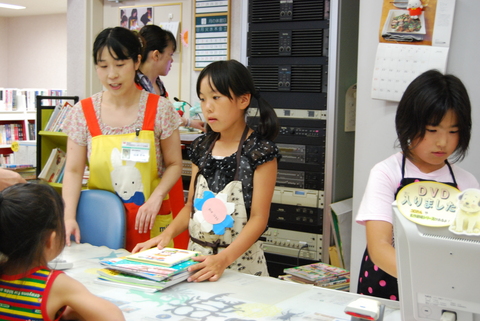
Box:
[194,0,230,70]
[194,14,229,69]
[371,0,456,102]
[120,7,153,30]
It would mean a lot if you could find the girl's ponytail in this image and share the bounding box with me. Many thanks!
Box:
[253,90,279,141]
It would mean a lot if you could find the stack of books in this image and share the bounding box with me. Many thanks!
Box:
[96,247,199,292]
[281,262,350,291]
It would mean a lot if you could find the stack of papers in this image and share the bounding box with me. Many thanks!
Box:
[97,248,199,292]
[281,262,350,291]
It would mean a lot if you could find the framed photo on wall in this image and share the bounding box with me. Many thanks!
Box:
[120,7,153,30]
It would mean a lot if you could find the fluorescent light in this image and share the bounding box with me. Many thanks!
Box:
[0,3,26,10]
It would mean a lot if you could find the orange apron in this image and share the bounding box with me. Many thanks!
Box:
[81,94,173,251]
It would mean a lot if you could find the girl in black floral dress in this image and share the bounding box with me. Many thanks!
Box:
[133,60,281,282]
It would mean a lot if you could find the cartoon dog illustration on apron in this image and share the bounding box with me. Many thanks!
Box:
[81,93,173,251]
[188,127,268,276]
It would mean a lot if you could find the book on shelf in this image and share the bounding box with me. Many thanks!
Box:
[127,247,199,267]
[99,256,198,282]
[38,148,66,183]
[44,101,73,132]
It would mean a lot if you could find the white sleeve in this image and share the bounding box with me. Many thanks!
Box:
[356,157,401,225]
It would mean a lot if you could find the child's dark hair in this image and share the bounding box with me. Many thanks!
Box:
[93,27,144,66]
[395,69,471,163]
[0,183,66,275]
[139,25,177,64]
[196,60,279,141]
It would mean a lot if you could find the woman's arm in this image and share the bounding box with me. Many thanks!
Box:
[62,138,87,245]
[188,158,278,282]
[365,220,397,278]
[136,128,183,233]
[132,163,199,253]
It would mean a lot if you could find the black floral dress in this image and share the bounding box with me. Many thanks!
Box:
[187,130,280,275]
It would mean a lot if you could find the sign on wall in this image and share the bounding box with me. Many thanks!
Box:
[194,0,230,70]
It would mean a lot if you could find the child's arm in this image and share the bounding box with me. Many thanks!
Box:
[0,168,26,191]
[49,273,125,321]
[188,158,278,282]
[136,129,183,234]
[62,138,88,246]
[131,163,199,253]
[365,220,397,278]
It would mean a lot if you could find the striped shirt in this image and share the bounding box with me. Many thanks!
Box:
[0,267,65,321]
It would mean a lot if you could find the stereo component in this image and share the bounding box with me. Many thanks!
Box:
[262,228,323,261]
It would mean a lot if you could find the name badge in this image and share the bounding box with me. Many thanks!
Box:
[121,141,150,163]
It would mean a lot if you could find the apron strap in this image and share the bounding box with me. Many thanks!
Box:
[143,93,159,131]
[204,126,249,181]
[81,93,159,137]
[190,236,229,255]
[81,98,102,137]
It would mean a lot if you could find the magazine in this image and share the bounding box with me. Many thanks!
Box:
[99,256,197,281]
[127,247,199,267]
[283,262,350,282]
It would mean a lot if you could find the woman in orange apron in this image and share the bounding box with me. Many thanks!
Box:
[61,27,182,251]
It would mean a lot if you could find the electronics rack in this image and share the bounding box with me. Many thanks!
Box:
[247,0,358,273]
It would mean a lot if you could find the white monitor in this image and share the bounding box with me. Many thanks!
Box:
[393,202,480,320]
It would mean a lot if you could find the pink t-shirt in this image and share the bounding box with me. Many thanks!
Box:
[356,152,479,225]
[61,90,181,176]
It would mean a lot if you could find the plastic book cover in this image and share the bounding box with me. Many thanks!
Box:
[99,257,197,281]
[283,262,350,282]
[127,247,199,267]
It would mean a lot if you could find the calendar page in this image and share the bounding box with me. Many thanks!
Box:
[371,0,456,102]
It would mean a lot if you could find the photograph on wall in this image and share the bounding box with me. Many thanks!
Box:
[378,0,434,45]
[120,7,153,31]
[371,0,456,102]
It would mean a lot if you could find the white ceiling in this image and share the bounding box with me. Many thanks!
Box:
[0,0,67,18]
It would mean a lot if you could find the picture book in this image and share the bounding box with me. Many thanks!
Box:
[283,262,350,282]
[38,148,66,183]
[127,247,199,267]
[99,256,197,281]
[96,268,190,291]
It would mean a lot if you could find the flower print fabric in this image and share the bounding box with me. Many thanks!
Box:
[188,130,281,218]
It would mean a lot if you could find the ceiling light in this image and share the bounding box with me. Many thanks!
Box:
[0,3,26,10]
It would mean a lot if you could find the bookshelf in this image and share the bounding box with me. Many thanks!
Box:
[0,109,36,163]
[36,95,79,190]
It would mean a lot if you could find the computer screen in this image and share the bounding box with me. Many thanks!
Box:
[393,182,480,321]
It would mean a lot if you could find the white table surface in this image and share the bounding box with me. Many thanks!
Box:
[60,243,401,321]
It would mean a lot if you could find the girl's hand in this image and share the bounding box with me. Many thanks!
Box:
[186,254,229,282]
[65,219,80,246]
[135,198,163,234]
[131,233,171,253]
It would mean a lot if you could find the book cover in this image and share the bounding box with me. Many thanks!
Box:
[99,256,197,281]
[51,102,73,132]
[38,148,66,182]
[127,247,199,267]
[283,262,350,282]
[44,103,63,131]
